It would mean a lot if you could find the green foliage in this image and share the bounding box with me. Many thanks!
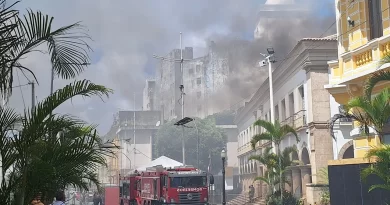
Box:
[0,80,113,204]
[0,1,91,98]
[155,117,226,173]
[320,191,330,205]
[250,120,299,198]
[361,145,390,192]
[327,64,390,195]
[316,168,330,205]
[329,70,390,141]
[206,110,235,125]
[250,146,296,192]
[266,190,299,205]
[317,167,329,185]
[250,120,299,150]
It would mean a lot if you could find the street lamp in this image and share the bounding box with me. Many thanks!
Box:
[174,117,194,165]
[174,117,200,167]
[221,148,226,205]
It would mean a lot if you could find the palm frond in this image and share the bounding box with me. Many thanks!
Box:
[361,145,390,193]
[1,9,92,98]
[253,176,271,185]
[364,70,390,99]
[328,113,358,140]
[253,119,275,134]
[280,124,299,143]
[0,0,20,97]
[250,133,272,149]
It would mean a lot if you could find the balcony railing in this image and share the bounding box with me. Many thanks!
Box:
[280,110,307,129]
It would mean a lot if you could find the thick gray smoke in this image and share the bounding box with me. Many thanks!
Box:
[205,0,336,112]
[9,0,335,133]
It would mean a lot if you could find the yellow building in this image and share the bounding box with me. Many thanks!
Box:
[326,0,390,158]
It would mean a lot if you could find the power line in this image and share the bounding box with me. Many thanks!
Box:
[12,83,29,88]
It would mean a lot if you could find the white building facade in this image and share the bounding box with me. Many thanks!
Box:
[235,36,338,204]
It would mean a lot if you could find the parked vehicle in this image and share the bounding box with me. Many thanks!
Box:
[119,165,214,205]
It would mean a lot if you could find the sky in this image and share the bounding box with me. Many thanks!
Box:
[8,0,336,134]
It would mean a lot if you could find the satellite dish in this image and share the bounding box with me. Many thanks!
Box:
[156,121,161,127]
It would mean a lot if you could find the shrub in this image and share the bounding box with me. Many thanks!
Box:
[266,190,299,205]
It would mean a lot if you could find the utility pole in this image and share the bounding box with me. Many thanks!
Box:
[29,81,35,109]
[133,92,136,170]
[50,68,54,95]
[261,47,282,202]
[153,32,191,164]
[179,32,186,165]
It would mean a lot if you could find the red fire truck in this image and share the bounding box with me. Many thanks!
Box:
[120,165,214,205]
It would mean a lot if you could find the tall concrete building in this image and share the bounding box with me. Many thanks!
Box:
[153,45,230,121]
[143,79,156,111]
[254,0,310,39]
[154,48,194,121]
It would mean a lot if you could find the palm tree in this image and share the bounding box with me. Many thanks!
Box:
[250,120,299,203]
[249,147,297,198]
[361,145,390,192]
[0,1,91,99]
[328,88,390,143]
[25,124,114,204]
[249,147,278,192]
[364,70,390,100]
[0,80,113,204]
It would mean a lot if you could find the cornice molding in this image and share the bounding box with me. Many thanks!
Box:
[308,122,329,129]
[236,42,337,124]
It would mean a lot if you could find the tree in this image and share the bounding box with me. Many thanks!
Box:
[327,60,390,194]
[0,80,113,204]
[361,145,390,192]
[328,70,390,142]
[0,1,91,98]
[249,146,297,205]
[249,147,278,192]
[250,120,299,203]
[155,117,226,173]
[249,146,296,192]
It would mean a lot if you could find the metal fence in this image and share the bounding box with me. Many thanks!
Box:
[329,163,390,205]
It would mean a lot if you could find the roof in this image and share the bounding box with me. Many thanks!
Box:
[301,34,337,41]
[132,156,183,172]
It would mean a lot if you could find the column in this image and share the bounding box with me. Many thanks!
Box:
[291,166,302,196]
[299,165,312,197]
[284,168,293,192]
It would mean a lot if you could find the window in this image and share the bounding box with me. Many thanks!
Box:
[196,65,201,73]
[384,134,390,145]
[189,68,194,75]
[289,93,294,116]
[275,105,279,121]
[281,99,286,121]
[298,86,305,110]
[170,176,207,188]
[368,0,383,40]
[192,80,195,88]
[197,91,202,99]
[197,77,201,85]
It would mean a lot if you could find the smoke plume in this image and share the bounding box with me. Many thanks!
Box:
[9,0,336,133]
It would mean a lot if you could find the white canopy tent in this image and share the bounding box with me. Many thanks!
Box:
[128,156,183,174]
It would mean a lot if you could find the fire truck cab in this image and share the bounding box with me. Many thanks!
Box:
[121,165,214,205]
